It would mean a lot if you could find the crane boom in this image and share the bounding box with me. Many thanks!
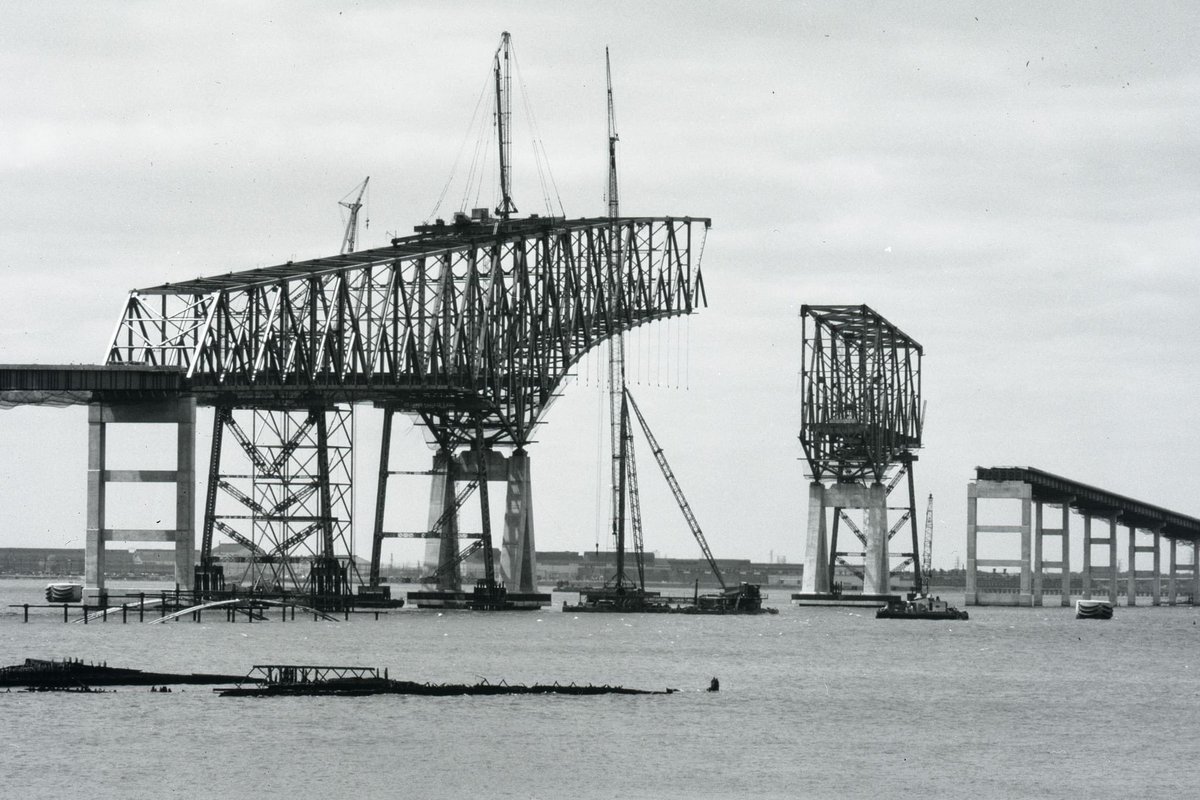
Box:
[339,176,369,254]
[493,32,517,220]
[623,388,726,591]
[920,494,934,595]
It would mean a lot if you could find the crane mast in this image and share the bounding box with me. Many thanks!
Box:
[339,176,369,254]
[494,32,517,220]
[606,47,619,219]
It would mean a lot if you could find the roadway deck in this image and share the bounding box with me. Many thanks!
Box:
[975,466,1200,542]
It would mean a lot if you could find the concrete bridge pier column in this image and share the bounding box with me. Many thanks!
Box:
[1127,524,1138,607]
[1107,517,1119,605]
[1168,538,1179,605]
[1018,490,1032,606]
[1193,541,1200,605]
[501,448,537,593]
[1152,530,1162,606]
[966,482,978,605]
[801,482,829,594]
[1033,502,1044,606]
[1059,503,1071,606]
[85,398,196,600]
[862,482,890,596]
[1081,515,1092,599]
[428,448,462,591]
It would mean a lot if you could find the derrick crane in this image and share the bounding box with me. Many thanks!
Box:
[623,388,727,591]
[493,32,517,220]
[606,47,619,219]
[920,494,934,596]
[339,176,369,254]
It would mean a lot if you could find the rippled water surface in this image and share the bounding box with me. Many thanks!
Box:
[2,579,1196,799]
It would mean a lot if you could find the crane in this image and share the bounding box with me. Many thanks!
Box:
[623,388,727,591]
[493,32,517,220]
[920,493,934,596]
[339,177,369,254]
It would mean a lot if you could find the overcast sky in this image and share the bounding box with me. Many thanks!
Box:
[2,2,1198,570]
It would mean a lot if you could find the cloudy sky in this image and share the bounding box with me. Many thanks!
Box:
[2,2,1198,571]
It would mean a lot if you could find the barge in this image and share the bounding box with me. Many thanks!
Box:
[876,595,969,620]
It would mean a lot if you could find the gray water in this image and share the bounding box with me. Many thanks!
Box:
[2,578,1196,799]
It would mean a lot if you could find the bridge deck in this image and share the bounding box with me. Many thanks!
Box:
[975,465,1200,541]
[0,364,185,407]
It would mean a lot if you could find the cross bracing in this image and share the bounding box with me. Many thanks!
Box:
[107,215,710,446]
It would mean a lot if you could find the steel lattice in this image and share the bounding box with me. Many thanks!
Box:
[106,216,709,446]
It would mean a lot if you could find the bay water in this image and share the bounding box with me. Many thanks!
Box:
[2,578,1196,799]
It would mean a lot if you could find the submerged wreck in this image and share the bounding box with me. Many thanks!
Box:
[216,665,676,697]
[0,657,250,689]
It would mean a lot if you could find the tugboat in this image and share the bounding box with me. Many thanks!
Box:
[876,594,969,620]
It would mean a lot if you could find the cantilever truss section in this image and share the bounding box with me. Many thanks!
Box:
[799,304,923,483]
[201,406,356,594]
[105,216,710,447]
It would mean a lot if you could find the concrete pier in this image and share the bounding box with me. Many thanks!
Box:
[969,467,1199,608]
[501,448,537,593]
[801,481,890,595]
[965,479,1031,606]
[85,398,195,598]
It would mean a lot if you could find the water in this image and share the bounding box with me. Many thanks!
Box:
[2,578,1196,799]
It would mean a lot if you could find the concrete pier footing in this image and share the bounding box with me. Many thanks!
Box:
[801,481,889,595]
[85,398,195,598]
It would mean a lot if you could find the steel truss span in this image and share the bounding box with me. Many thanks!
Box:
[106,215,710,446]
[799,304,923,483]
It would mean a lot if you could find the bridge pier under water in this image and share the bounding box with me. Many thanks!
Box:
[966,466,1200,607]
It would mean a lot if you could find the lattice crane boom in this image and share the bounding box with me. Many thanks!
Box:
[920,493,934,595]
[339,177,369,254]
[623,388,726,591]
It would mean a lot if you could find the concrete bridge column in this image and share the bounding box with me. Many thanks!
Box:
[427,448,461,591]
[965,482,978,605]
[862,482,889,595]
[1152,530,1162,606]
[1033,502,1044,606]
[1127,524,1138,607]
[1019,490,1032,606]
[1194,541,1200,605]
[1108,517,1119,605]
[1059,503,1071,606]
[1082,515,1092,599]
[1168,538,1178,605]
[501,449,537,593]
[85,398,196,599]
[801,482,829,594]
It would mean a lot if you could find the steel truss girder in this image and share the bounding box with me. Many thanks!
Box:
[106,216,710,446]
[799,304,922,483]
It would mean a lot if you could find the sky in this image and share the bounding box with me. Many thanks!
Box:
[2,2,1199,572]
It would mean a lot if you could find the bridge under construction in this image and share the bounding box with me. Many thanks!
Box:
[0,211,709,607]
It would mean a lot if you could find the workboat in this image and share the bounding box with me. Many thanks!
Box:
[876,595,969,620]
[216,665,676,697]
[1075,599,1113,619]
